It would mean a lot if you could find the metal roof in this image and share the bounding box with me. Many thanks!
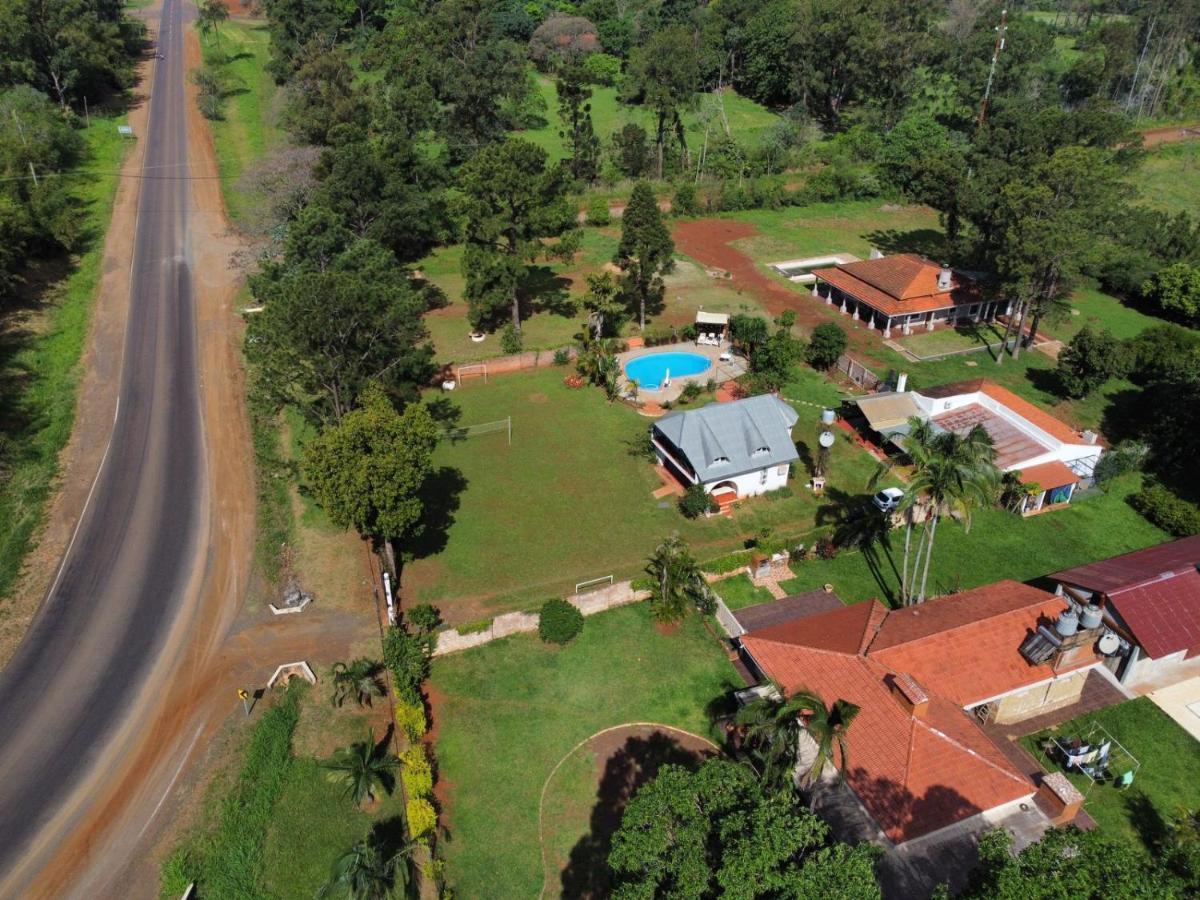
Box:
[654,394,799,483]
[731,589,844,633]
[1052,536,1200,594]
[853,392,923,432]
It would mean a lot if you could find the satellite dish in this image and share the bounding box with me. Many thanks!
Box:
[1097,631,1121,656]
[818,431,836,449]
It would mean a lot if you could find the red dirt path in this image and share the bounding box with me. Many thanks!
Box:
[672,219,888,365]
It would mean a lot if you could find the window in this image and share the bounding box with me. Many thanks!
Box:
[713,456,729,465]
[752,446,769,456]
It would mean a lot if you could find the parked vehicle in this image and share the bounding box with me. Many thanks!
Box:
[872,487,905,513]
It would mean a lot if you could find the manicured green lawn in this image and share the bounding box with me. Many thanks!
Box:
[712,573,774,610]
[896,322,1008,359]
[778,476,1167,605]
[431,602,739,898]
[402,366,879,620]
[1047,285,1166,343]
[1021,698,1200,854]
[515,74,781,162]
[1131,141,1200,217]
[0,115,130,603]
[200,22,282,222]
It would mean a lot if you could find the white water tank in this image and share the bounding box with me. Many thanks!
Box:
[1098,632,1121,656]
[1055,608,1079,637]
[821,408,836,425]
[1080,605,1103,630]
[937,265,953,291]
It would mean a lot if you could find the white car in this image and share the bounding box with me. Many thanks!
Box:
[872,487,905,513]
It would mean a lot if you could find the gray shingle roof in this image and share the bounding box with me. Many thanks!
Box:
[654,394,800,483]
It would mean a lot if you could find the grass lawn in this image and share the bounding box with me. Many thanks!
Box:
[402,366,878,621]
[431,601,740,898]
[1020,697,1200,853]
[778,476,1167,605]
[1045,284,1167,343]
[515,75,780,163]
[895,321,1008,359]
[711,573,774,610]
[0,115,130,604]
[200,22,282,222]
[1131,141,1200,217]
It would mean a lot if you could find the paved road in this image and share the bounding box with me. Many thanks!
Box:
[0,0,208,884]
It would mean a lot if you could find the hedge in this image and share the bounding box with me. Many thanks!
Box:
[1130,483,1200,537]
[400,744,434,798]
[407,796,437,839]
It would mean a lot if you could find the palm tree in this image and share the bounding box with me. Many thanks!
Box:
[323,732,398,807]
[644,534,713,624]
[582,271,624,339]
[197,0,229,52]
[735,686,860,794]
[317,833,419,900]
[330,658,386,709]
[885,418,998,604]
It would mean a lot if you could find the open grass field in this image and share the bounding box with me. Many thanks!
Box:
[200,21,282,222]
[515,75,781,163]
[711,573,774,610]
[777,476,1167,606]
[401,366,878,622]
[1021,697,1200,854]
[895,321,1009,359]
[430,601,739,898]
[0,115,130,603]
[1131,141,1200,217]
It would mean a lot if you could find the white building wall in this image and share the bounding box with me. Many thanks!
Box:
[703,463,790,498]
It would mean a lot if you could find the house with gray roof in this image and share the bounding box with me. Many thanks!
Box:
[651,394,799,501]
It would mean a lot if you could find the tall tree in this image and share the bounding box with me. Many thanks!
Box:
[644,534,713,624]
[993,146,1126,360]
[458,138,577,332]
[197,0,229,51]
[581,271,624,339]
[626,25,699,177]
[608,759,881,899]
[615,181,674,330]
[247,240,439,423]
[301,385,440,569]
[556,64,601,183]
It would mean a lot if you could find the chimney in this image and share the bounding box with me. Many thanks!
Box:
[1083,429,1098,445]
[869,247,884,260]
[937,265,953,291]
[888,673,930,719]
[895,372,908,393]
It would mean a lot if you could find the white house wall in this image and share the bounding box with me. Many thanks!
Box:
[703,464,790,498]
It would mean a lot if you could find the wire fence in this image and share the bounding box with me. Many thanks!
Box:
[444,416,511,445]
[835,354,886,392]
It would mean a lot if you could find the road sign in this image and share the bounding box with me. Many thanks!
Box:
[238,688,251,716]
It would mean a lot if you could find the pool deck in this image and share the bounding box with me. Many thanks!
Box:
[618,341,748,402]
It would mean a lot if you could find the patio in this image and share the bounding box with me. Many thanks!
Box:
[617,340,747,403]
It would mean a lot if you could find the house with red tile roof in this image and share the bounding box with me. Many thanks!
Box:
[852,379,1104,515]
[737,580,1105,845]
[809,254,1011,338]
[1052,536,1200,687]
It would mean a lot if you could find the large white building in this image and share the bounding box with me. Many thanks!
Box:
[651,394,799,503]
[854,378,1103,515]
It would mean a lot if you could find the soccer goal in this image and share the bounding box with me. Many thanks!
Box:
[456,363,489,384]
[444,416,511,445]
[575,574,614,594]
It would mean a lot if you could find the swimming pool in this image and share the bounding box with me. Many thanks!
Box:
[624,351,712,390]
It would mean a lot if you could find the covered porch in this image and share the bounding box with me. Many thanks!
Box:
[810,277,1010,339]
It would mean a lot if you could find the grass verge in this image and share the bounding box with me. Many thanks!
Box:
[431,601,738,897]
[0,115,130,604]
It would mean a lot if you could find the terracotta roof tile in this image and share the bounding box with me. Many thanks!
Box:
[744,599,888,656]
[1107,568,1200,659]
[1017,460,1080,490]
[812,255,983,318]
[916,380,1084,445]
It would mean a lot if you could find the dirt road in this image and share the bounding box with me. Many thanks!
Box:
[0,0,257,894]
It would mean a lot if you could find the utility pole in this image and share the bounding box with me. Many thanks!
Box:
[977,7,1009,129]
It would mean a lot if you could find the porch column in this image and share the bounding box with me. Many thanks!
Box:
[883,317,892,338]
[851,303,859,321]
[840,297,848,315]
[902,318,911,336]
[926,316,934,332]
[866,311,874,330]
[811,280,820,299]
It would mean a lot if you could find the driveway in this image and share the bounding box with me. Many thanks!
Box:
[1147,675,1200,742]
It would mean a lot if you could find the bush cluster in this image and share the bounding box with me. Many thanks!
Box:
[400,744,434,798]
[679,483,718,518]
[1130,483,1200,537]
[395,698,428,741]
[538,598,585,644]
[382,626,430,704]
[407,796,437,840]
[814,536,839,559]
[699,549,753,574]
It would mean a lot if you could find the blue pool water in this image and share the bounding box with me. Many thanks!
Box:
[625,351,712,390]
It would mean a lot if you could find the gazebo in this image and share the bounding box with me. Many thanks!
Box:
[695,310,729,346]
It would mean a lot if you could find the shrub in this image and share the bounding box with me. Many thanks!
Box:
[395,698,428,741]
[1093,441,1148,487]
[583,51,622,86]
[813,536,839,559]
[1142,262,1200,326]
[553,347,571,366]
[382,626,430,704]
[400,745,434,798]
[538,598,585,644]
[678,382,704,403]
[673,181,698,216]
[1129,483,1200,537]
[806,322,847,370]
[1055,326,1130,398]
[407,796,437,839]
[586,195,611,227]
[631,576,654,591]
[457,618,491,635]
[700,549,753,574]
[679,483,718,518]
[407,603,442,634]
[500,323,523,355]
[681,323,699,341]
